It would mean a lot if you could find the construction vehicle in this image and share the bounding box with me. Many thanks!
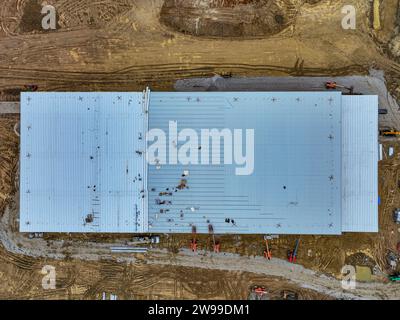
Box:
[208,224,221,253]
[130,235,160,245]
[213,71,232,78]
[190,225,198,252]
[263,237,272,260]
[281,290,299,300]
[288,239,300,263]
[28,232,43,239]
[24,84,38,92]
[387,251,398,270]
[325,81,355,95]
[389,273,400,282]
[380,129,400,137]
[248,286,269,300]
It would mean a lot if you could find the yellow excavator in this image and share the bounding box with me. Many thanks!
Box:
[380,129,400,137]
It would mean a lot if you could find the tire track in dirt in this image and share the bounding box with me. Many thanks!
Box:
[146,249,400,300]
[0,63,369,95]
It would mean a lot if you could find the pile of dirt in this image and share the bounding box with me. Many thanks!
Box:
[18,0,133,33]
[345,252,377,270]
[56,0,132,29]
[19,0,43,33]
[160,0,299,37]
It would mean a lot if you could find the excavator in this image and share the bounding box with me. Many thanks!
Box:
[325,81,354,94]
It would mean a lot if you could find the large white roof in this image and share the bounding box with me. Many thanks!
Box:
[19,91,378,234]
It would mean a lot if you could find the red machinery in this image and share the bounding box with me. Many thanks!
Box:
[288,239,300,263]
[190,226,197,252]
[264,238,272,260]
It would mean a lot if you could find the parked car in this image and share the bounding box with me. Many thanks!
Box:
[379,109,388,114]
[248,286,269,300]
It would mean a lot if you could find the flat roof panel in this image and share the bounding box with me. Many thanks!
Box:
[148,92,342,234]
[342,95,378,232]
[20,92,147,233]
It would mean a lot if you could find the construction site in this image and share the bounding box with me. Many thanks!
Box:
[1,0,400,301]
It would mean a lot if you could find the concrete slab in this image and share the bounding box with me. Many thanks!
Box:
[0,102,19,114]
[174,70,400,130]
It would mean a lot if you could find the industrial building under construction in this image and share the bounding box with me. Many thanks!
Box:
[19,90,378,235]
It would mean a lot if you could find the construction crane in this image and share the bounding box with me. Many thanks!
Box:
[263,237,272,260]
[288,239,300,263]
[208,224,220,253]
[190,225,198,252]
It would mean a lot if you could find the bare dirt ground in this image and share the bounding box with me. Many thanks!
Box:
[0,0,399,96]
[1,0,400,299]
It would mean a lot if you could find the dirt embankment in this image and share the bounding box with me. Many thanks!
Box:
[0,115,19,217]
[160,0,301,37]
